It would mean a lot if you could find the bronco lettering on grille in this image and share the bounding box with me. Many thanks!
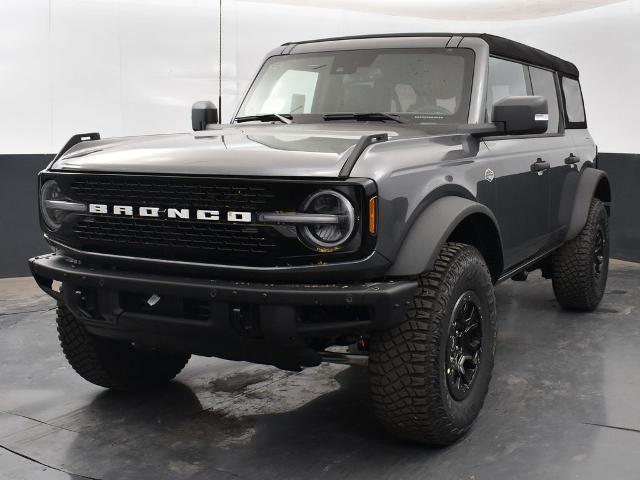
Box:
[88,204,252,222]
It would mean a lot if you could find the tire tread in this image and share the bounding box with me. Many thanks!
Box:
[552,198,609,311]
[57,305,190,391]
[369,242,496,445]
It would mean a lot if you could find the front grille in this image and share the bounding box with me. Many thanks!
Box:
[74,216,278,255]
[48,173,368,267]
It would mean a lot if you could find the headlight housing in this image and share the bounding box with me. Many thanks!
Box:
[299,190,356,249]
[40,179,86,230]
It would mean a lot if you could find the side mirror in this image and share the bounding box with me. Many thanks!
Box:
[192,101,219,131]
[492,95,548,135]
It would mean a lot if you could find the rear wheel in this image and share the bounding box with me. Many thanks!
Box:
[57,305,190,391]
[552,198,609,311]
[369,243,497,445]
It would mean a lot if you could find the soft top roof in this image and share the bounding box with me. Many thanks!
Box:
[282,33,579,78]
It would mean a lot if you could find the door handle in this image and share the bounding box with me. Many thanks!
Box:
[531,158,550,172]
[565,153,580,165]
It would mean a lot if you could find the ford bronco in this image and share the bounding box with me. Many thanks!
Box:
[30,33,611,445]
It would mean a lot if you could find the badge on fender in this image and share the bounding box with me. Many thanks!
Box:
[484,168,495,182]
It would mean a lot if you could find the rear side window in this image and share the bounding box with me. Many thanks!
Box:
[486,57,528,121]
[561,77,586,127]
[529,67,560,134]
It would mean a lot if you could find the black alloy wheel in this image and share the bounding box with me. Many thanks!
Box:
[593,226,606,280]
[446,291,483,401]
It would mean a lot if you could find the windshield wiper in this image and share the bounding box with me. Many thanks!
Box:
[323,113,405,124]
[235,113,293,124]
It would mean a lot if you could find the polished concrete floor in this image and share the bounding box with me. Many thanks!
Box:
[1,261,640,480]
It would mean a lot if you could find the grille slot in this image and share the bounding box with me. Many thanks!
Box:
[70,176,276,211]
[74,216,278,255]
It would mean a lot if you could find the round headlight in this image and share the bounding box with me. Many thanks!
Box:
[300,190,355,249]
[40,180,66,230]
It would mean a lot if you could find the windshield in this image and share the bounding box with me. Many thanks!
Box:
[236,48,475,124]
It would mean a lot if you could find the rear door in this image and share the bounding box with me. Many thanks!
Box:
[556,76,597,232]
[529,67,581,245]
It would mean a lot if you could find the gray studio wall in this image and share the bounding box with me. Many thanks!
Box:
[597,153,640,264]
[1,153,638,278]
[1,155,52,278]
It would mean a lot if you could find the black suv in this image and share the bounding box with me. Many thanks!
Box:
[30,33,611,445]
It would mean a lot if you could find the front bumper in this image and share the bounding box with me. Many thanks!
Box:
[29,254,416,369]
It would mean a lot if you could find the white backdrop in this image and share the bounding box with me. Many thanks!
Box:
[1,0,639,154]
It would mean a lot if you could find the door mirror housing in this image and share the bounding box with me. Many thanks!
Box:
[192,101,219,131]
[492,95,548,135]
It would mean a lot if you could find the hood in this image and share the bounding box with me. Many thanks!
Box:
[51,123,448,178]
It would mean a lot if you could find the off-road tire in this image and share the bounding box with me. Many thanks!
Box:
[56,305,190,391]
[552,198,609,311]
[369,242,497,445]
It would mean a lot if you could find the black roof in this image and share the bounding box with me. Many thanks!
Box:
[282,32,579,78]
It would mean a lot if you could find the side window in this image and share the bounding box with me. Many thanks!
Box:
[561,77,586,126]
[529,67,560,134]
[486,57,528,122]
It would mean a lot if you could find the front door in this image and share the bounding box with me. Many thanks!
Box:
[481,137,553,268]
[479,57,563,269]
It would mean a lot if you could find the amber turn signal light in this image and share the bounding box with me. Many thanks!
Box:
[368,196,377,234]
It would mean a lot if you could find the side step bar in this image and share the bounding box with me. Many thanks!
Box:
[319,351,368,366]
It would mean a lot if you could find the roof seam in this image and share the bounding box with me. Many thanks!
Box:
[280,32,579,78]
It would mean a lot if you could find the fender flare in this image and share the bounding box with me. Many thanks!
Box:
[386,196,502,277]
[565,168,611,241]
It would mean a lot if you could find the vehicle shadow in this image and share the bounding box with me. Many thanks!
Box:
[60,366,435,480]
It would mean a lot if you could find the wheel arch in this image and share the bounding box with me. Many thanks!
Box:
[566,168,611,241]
[594,175,611,204]
[446,212,504,282]
[385,196,504,281]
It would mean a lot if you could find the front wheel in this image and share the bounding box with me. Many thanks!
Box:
[552,198,610,311]
[57,305,191,391]
[369,242,497,445]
